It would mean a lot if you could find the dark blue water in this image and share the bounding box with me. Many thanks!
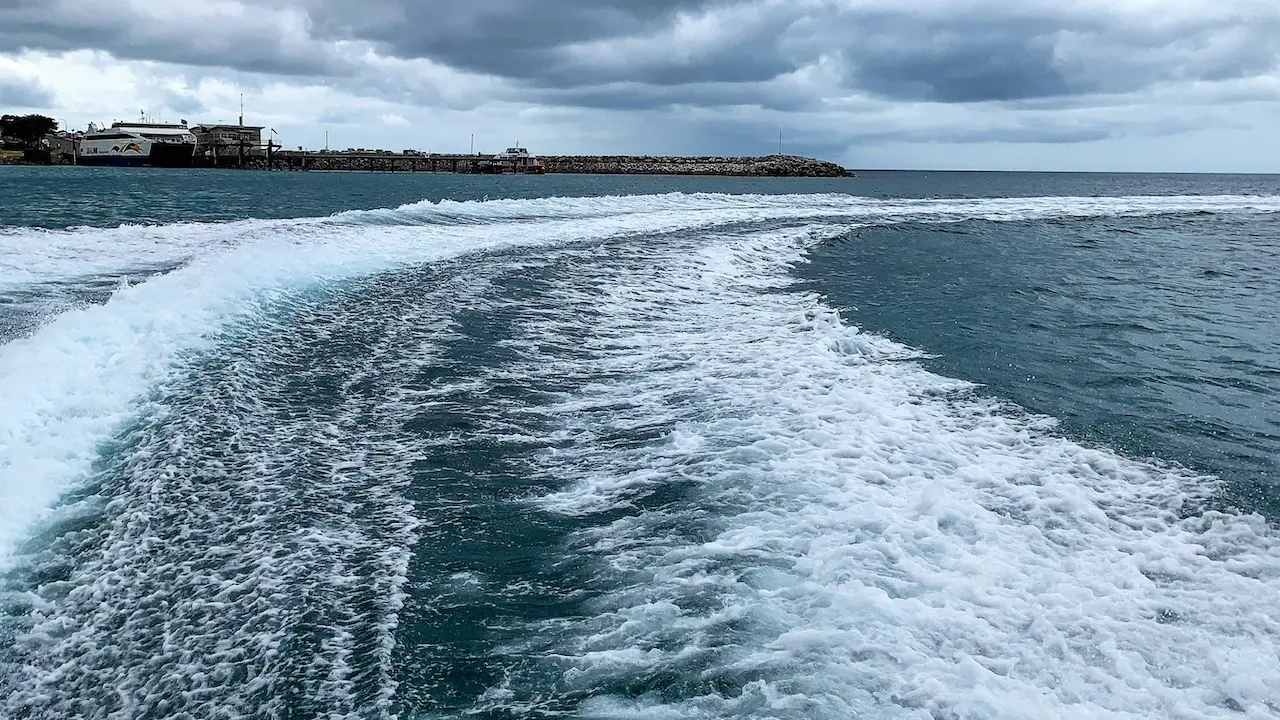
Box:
[4,165,1279,228]
[800,212,1280,516]
[1,166,1277,718]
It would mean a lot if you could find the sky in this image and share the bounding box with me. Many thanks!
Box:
[1,0,1278,171]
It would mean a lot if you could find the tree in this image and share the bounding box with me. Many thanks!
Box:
[0,114,58,148]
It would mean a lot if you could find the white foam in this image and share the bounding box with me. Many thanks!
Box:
[0,201,767,567]
[4,191,1278,293]
[2,191,1279,716]
[495,223,1280,718]
[0,189,904,567]
[0,264,493,715]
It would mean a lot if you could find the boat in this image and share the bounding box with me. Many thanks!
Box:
[77,121,197,167]
[487,146,545,174]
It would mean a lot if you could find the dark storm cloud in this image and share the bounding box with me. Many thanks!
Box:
[2,0,1279,116]
[312,0,1280,110]
[294,0,706,80]
[0,0,340,76]
[852,37,1073,103]
[836,13,1080,102]
[0,75,52,108]
[290,0,1280,102]
[820,6,1280,103]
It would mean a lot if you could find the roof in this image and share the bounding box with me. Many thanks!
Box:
[94,123,194,137]
[193,124,266,131]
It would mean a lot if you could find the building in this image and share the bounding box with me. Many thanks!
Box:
[43,132,81,159]
[192,124,265,163]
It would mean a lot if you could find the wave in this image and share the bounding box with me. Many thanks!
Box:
[1,193,1278,716]
[3,192,1279,293]
[0,194,807,570]
[484,224,1280,718]
[3,190,1277,578]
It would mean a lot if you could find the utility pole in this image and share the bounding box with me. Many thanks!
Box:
[779,130,783,156]
[470,133,474,155]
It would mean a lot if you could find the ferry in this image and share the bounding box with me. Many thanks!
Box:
[489,146,545,174]
[78,121,197,167]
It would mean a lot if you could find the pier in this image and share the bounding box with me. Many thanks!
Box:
[262,151,849,176]
[268,150,543,174]
[541,154,848,176]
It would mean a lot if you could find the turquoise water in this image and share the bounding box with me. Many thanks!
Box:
[1,167,1278,718]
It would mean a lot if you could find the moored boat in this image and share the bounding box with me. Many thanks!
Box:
[78,121,197,167]
[488,146,545,174]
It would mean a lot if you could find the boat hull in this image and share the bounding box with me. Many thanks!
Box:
[79,143,194,168]
[77,154,150,167]
[147,142,196,168]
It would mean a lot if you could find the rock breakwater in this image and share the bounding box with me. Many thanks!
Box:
[539,154,849,177]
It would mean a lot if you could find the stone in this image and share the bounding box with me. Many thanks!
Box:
[537,154,848,177]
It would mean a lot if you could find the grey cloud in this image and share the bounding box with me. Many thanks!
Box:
[818,7,1280,103]
[851,125,1114,146]
[838,16,1078,102]
[681,115,1115,159]
[290,1,1274,94]
[156,89,207,116]
[314,0,1280,111]
[5,0,1278,105]
[0,0,342,76]
[537,81,811,112]
[3,0,1279,151]
[0,74,52,108]
[317,109,363,124]
[1056,22,1280,95]
[297,0,704,80]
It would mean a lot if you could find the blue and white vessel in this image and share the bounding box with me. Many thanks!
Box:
[78,121,196,167]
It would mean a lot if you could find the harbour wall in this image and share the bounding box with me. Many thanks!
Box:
[539,154,849,176]
[266,151,850,176]
[4,148,853,177]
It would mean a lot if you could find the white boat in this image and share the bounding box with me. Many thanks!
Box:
[488,146,545,174]
[78,121,197,167]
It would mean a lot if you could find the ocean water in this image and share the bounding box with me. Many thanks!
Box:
[0,166,1278,719]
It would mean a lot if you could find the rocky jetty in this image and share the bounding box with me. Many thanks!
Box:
[539,154,849,177]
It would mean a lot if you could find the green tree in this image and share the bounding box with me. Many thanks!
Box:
[0,114,58,148]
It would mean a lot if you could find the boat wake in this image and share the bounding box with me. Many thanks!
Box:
[1,192,1278,718]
